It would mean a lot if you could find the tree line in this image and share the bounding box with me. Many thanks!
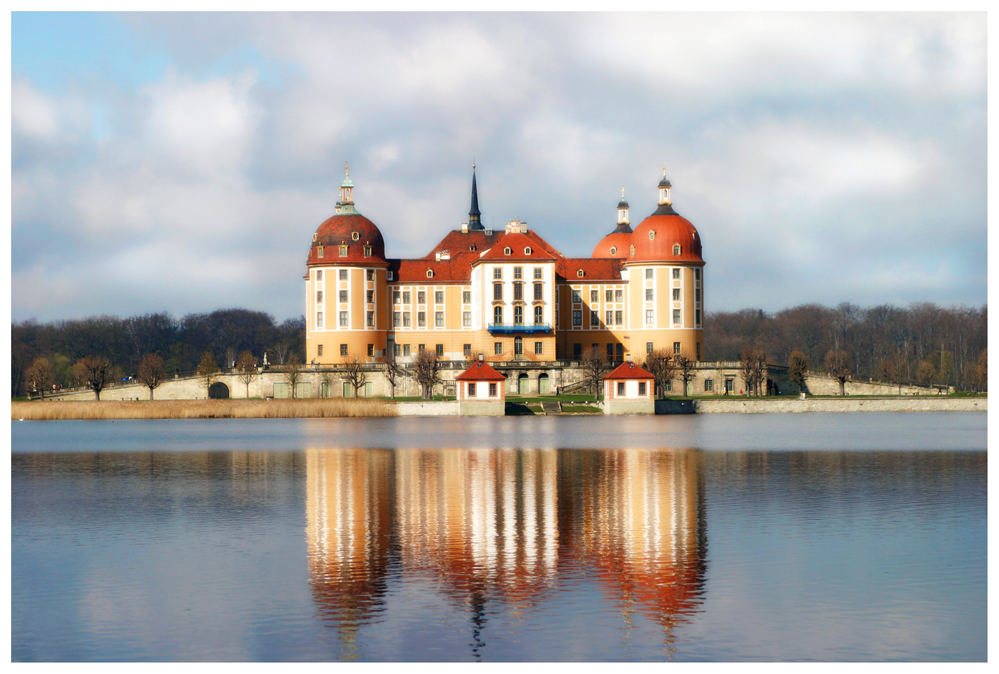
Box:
[12,309,304,397]
[704,302,987,392]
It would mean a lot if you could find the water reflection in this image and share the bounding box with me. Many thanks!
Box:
[305,447,706,658]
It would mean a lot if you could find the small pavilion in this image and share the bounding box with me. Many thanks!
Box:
[602,361,655,415]
[456,358,507,416]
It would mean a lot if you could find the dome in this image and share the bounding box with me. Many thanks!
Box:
[629,204,704,264]
[592,231,632,259]
[307,213,386,265]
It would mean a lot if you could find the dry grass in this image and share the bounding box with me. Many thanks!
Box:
[12,398,396,420]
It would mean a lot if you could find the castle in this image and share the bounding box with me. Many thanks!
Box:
[304,165,705,367]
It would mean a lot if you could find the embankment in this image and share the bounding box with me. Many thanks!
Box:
[689,397,986,414]
[11,399,394,420]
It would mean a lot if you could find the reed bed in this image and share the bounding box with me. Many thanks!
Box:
[12,398,396,420]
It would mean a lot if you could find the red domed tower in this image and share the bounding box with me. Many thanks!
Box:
[305,164,390,368]
[624,169,705,366]
[592,188,633,259]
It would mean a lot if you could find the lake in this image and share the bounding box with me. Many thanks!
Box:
[11,413,987,661]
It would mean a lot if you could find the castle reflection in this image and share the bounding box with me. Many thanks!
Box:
[305,447,706,656]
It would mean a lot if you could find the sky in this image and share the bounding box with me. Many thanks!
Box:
[9,11,988,324]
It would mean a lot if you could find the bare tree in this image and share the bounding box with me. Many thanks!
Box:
[196,351,219,397]
[739,346,766,396]
[643,349,676,399]
[580,346,607,400]
[270,342,290,366]
[824,348,851,396]
[675,354,695,397]
[916,360,937,388]
[384,349,405,399]
[788,350,808,394]
[74,355,112,400]
[25,356,53,399]
[137,353,166,400]
[411,350,442,400]
[285,352,303,398]
[343,358,367,397]
[236,350,257,398]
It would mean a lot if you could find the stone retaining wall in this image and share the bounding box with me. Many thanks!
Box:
[692,397,985,414]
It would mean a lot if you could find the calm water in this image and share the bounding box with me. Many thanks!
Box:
[11,414,987,661]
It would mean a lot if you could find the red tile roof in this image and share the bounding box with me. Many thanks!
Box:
[425,229,503,257]
[456,360,507,381]
[388,251,479,283]
[603,361,654,380]
[556,257,624,281]
[475,231,560,261]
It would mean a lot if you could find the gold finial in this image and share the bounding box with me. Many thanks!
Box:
[620,186,626,200]
[344,161,350,177]
[662,165,667,179]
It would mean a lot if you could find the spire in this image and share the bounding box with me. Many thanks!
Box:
[615,186,632,233]
[468,163,483,231]
[655,165,677,215]
[336,161,358,215]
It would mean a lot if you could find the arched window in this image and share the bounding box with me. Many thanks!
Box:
[673,243,681,255]
[534,305,543,325]
[524,246,533,255]
[649,230,656,240]
[514,336,523,356]
[493,305,503,325]
[504,246,512,255]
[514,305,524,324]
[426,269,434,278]
[629,244,635,256]
[609,246,617,255]
[577,269,585,278]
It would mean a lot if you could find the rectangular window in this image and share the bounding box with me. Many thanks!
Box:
[316,311,324,329]
[493,267,502,279]
[463,290,471,304]
[591,311,600,327]
[435,290,444,304]
[463,344,472,356]
[615,310,623,325]
[403,344,411,356]
[533,267,542,280]
[363,246,372,257]
[673,342,681,354]
[695,288,701,302]
[316,270,323,281]
[394,343,401,356]
[317,344,324,357]
[317,247,324,258]
[436,344,444,357]
[647,341,654,353]
[418,344,425,353]
[535,341,543,355]
[339,245,348,257]
[366,311,374,327]
[418,311,426,327]
[339,290,348,303]
[646,309,654,326]
[339,269,348,280]
[494,342,503,355]
[366,290,374,303]
[463,311,472,327]
[489,382,497,397]
[615,289,623,302]
[672,268,680,279]
[435,311,444,327]
[494,283,503,300]
[393,312,401,327]
[339,311,349,327]
[673,309,681,324]
[638,382,647,396]
[585,289,594,304]
[695,269,701,280]
[514,283,523,301]
[572,310,582,326]
[605,310,613,325]
[367,344,373,357]
[606,343,614,359]
[514,266,523,280]
[403,291,411,304]
[316,290,324,304]
[646,288,654,301]
[705,379,714,392]
[535,283,544,301]
[605,289,613,302]
[666,380,673,391]
[695,309,701,324]
[340,344,348,356]
[468,382,476,397]
[617,382,625,396]
[403,313,411,327]
[367,269,374,281]
[572,290,582,304]
[645,268,653,279]
[417,291,426,304]
[673,288,681,301]
[573,343,582,358]
[393,290,401,304]
[387,271,394,281]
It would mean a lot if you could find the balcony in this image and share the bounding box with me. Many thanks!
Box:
[487,323,552,335]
